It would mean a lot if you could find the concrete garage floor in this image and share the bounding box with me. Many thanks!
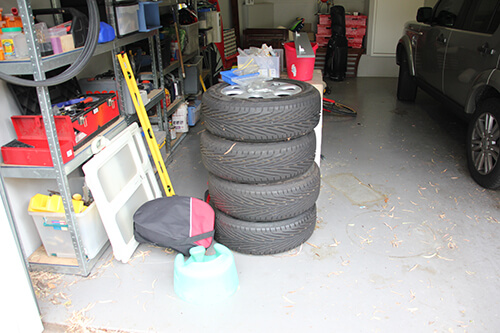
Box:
[39,77,500,332]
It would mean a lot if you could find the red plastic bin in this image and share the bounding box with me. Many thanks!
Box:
[346,15,367,27]
[317,24,331,35]
[316,35,330,46]
[1,116,76,166]
[319,14,331,25]
[346,27,366,37]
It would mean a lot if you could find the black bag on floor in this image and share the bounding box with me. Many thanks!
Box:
[324,6,348,81]
[133,196,215,255]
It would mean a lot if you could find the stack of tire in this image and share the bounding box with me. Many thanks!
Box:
[200,79,321,255]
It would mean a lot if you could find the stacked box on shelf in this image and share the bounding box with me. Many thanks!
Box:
[345,14,367,49]
[316,13,367,49]
[316,14,331,47]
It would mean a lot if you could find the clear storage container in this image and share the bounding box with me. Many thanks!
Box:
[1,27,28,59]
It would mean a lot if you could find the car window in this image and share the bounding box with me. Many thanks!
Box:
[467,0,500,33]
[433,0,467,27]
[488,5,500,33]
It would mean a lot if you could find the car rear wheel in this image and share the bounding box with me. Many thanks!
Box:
[397,50,417,102]
[466,98,500,190]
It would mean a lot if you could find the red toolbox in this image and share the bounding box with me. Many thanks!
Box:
[1,116,76,166]
[1,93,119,166]
[66,93,119,150]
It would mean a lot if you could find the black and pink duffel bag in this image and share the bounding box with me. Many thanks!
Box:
[133,196,214,255]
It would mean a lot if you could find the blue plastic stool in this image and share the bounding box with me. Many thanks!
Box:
[174,244,239,304]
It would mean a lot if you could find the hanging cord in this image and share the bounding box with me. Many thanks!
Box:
[323,97,357,117]
[0,0,99,87]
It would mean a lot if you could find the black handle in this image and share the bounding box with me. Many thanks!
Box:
[478,42,496,55]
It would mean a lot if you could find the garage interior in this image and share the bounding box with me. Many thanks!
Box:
[1,0,499,332]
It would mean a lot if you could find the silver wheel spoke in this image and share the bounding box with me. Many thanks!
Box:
[492,122,499,141]
[475,153,485,171]
[485,114,494,134]
[471,139,482,151]
[221,81,302,99]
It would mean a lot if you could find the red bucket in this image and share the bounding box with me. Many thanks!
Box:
[284,42,319,81]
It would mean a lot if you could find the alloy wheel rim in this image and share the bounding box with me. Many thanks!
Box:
[220,81,302,99]
[471,112,499,175]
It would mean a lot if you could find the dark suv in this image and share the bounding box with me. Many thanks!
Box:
[396,0,500,189]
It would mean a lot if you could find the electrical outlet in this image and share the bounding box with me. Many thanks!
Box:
[245,0,255,5]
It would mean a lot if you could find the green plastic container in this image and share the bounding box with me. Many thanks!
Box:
[174,244,239,304]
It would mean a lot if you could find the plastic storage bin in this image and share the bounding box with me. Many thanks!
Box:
[180,22,199,55]
[138,1,162,32]
[1,27,28,59]
[237,53,280,78]
[184,55,203,94]
[28,202,108,259]
[115,3,139,37]
[188,100,201,126]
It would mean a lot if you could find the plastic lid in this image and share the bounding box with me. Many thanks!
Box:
[2,27,21,32]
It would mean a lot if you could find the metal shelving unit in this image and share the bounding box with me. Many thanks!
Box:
[0,0,175,276]
[159,0,200,157]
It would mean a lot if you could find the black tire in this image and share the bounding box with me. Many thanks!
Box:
[208,163,321,222]
[214,205,317,255]
[466,98,500,190]
[201,79,321,142]
[200,130,316,184]
[397,50,417,102]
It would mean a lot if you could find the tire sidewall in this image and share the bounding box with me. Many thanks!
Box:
[200,130,316,184]
[202,78,321,142]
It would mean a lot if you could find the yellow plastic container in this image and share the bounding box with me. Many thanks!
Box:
[28,193,85,214]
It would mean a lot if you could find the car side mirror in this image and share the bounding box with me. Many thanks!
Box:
[417,7,433,23]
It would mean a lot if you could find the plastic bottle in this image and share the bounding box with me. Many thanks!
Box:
[1,27,28,59]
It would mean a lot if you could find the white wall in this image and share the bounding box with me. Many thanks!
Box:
[239,0,367,30]
[0,192,44,333]
[357,0,424,77]
[219,0,233,29]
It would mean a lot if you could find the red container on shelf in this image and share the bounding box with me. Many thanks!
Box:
[1,93,119,166]
[318,14,331,25]
[345,15,367,27]
[317,24,331,35]
[1,116,76,166]
[69,93,119,150]
[316,35,330,46]
[347,36,364,48]
[346,27,366,37]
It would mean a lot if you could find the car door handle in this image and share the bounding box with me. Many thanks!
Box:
[436,34,447,44]
[478,42,496,55]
